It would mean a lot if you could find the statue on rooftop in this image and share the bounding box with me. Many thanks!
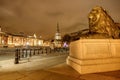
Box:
[80,6,120,39]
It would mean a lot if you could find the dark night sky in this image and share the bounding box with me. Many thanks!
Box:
[0,0,120,40]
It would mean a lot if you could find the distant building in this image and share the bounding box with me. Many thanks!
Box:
[8,33,26,47]
[0,26,8,47]
[0,26,44,47]
[23,34,43,47]
[54,23,62,48]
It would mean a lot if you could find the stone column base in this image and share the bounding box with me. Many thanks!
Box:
[67,56,120,74]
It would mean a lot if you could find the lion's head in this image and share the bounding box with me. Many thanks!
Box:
[88,6,120,39]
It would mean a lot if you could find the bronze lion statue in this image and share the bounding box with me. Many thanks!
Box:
[80,6,120,39]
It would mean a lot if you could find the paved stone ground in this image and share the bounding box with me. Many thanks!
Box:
[0,53,120,80]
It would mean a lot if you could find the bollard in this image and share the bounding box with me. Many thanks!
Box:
[29,49,32,57]
[14,49,19,64]
[18,49,20,60]
[33,49,35,55]
[22,49,24,58]
[25,49,27,57]
[50,48,52,53]
[38,49,39,54]
[41,48,43,54]
[45,48,47,54]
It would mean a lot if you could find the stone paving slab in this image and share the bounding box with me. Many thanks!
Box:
[0,54,120,80]
[97,71,120,78]
[0,72,24,80]
[19,70,78,80]
[47,63,80,78]
[80,74,119,80]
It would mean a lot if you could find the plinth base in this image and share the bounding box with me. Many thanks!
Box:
[67,56,120,74]
[67,39,120,74]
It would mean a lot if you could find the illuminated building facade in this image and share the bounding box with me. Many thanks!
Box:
[0,27,43,47]
[0,27,8,47]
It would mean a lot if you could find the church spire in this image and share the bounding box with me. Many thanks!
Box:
[54,22,62,48]
[57,22,60,33]
[0,26,2,32]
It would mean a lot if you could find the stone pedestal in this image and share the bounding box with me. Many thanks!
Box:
[66,39,120,74]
